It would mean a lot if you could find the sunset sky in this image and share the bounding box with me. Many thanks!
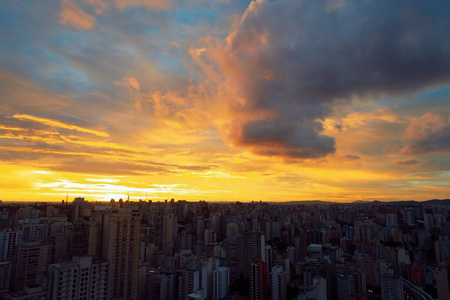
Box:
[1,0,450,202]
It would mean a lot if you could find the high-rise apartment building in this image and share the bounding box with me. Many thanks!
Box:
[337,268,366,300]
[244,231,266,277]
[380,274,403,300]
[353,219,378,243]
[47,256,108,300]
[424,214,434,232]
[270,265,286,300]
[72,218,98,257]
[212,266,230,300]
[183,269,200,299]
[145,269,174,300]
[154,213,176,254]
[250,259,268,300]
[404,209,415,226]
[94,206,140,299]
[10,241,52,292]
[0,229,22,261]
[436,264,450,300]
[0,261,11,295]
[385,214,398,229]
[19,218,49,243]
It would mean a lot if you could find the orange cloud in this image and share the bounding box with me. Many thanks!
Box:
[0,125,27,132]
[402,111,450,155]
[60,0,95,30]
[113,77,141,91]
[405,112,449,140]
[12,114,109,138]
[83,0,109,15]
[114,0,171,11]
[151,91,187,117]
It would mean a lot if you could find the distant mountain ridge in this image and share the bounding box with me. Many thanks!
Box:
[354,199,450,205]
[283,199,450,205]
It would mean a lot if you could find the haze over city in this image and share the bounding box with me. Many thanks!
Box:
[1,0,450,203]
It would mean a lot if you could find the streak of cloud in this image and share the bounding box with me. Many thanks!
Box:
[113,77,141,91]
[12,114,109,138]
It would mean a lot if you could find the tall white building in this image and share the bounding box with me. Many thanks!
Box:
[270,265,286,300]
[47,256,108,300]
[273,258,290,283]
[212,266,230,300]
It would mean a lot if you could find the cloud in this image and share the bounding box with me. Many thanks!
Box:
[83,0,109,15]
[396,159,419,166]
[235,119,335,159]
[113,77,141,91]
[343,154,360,160]
[402,111,450,155]
[114,0,171,11]
[60,0,95,30]
[12,114,109,138]
[151,90,187,117]
[199,0,450,159]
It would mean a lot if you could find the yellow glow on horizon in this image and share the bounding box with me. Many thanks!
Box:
[0,99,448,204]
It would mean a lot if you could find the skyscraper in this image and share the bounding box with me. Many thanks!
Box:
[95,206,141,299]
[10,241,52,292]
[380,274,403,300]
[145,269,174,300]
[212,266,230,300]
[0,229,22,261]
[270,265,287,300]
[244,231,266,277]
[47,256,108,300]
[424,214,434,232]
[385,213,398,229]
[71,217,98,257]
[337,268,366,300]
[250,259,268,300]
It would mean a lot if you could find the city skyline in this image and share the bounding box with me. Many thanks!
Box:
[1,0,450,202]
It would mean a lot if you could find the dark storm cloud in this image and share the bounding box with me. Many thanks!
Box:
[218,0,450,159]
[241,119,335,158]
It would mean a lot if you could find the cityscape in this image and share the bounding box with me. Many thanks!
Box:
[0,198,450,299]
[1,0,450,299]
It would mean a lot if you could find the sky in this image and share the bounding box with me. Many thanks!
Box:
[1,0,450,203]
